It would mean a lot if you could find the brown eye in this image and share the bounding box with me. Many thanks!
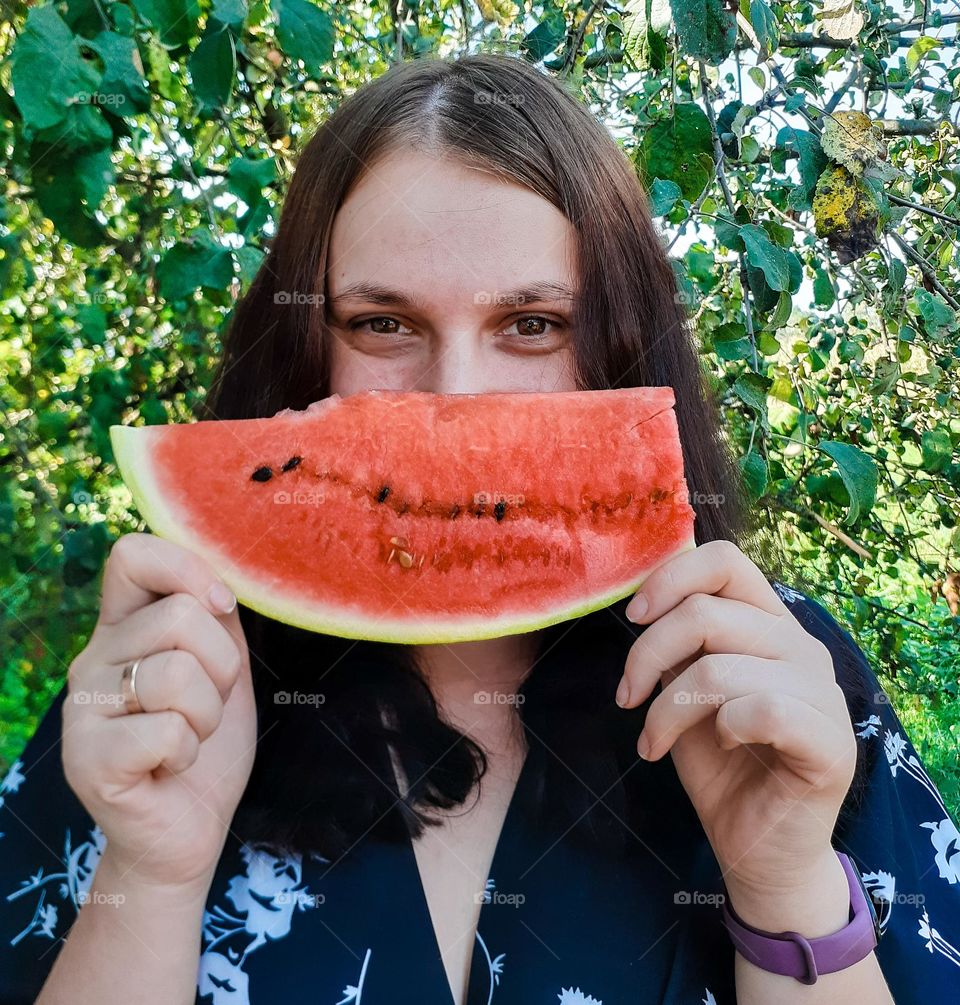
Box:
[350,317,413,337]
[501,316,565,344]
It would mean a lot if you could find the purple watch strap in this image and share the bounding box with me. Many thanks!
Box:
[720,852,879,985]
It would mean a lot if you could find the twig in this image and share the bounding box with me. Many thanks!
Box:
[560,0,605,78]
[809,511,875,561]
[699,61,758,368]
[890,232,960,310]
[887,193,960,227]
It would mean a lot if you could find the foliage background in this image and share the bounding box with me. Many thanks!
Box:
[1,0,958,813]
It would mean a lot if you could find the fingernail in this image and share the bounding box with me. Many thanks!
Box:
[637,732,651,760]
[208,581,237,614]
[625,593,648,622]
[615,676,631,708]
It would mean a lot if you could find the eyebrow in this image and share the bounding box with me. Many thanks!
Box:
[326,280,578,311]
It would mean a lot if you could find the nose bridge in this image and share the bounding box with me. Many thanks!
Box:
[419,326,482,395]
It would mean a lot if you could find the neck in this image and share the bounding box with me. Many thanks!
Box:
[410,631,541,753]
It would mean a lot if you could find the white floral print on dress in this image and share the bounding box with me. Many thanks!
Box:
[4,822,105,946]
[198,842,324,1004]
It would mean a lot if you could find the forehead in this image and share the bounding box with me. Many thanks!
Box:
[327,149,577,301]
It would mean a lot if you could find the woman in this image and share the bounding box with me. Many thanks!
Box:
[2,53,958,1005]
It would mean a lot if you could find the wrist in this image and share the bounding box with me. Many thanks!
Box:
[94,848,217,909]
[722,849,851,938]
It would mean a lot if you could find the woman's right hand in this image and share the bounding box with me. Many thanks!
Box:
[62,532,258,892]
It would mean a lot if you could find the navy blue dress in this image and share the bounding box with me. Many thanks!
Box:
[2,584,959,1003]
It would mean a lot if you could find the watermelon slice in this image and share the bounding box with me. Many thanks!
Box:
[109,388,696,644]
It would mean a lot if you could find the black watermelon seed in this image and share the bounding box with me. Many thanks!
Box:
[494,500,506,521]
[251,466,273,482]
[450,504,461,519]
[282,456,302,472]
[377,485,391,503]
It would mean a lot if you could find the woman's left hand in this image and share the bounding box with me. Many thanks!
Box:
[618,539,858,910]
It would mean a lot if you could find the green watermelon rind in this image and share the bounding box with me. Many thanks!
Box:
[110,423,696,644]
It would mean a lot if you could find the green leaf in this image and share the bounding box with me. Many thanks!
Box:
[733,372,771,432]
[521,11,566,61]
[623,0,671,66]
[63,523,110,587]
[749,0,779,56]
[189,25,236,110]
[776,127,827,211]
[227,155,276,205]
[813,268,835,308]
[785,250,803,294]
[32,146,113,246]
[921,428,953,473]
[915,290,959,339]
[906,36,939,74]
[648,178,682,216]
[86,30,150,115]
[738,451,768,499]
[275,0,335,74]
[235,244,266,285]
[10,5,102,129]
[711,322,753,361]
[158,239,235,300]
[765,290,792,329]
[130,0,201,47]
[820,440,878,524]
[638,103,714,202]
[672,0,737,64]
[739,224,790,292]
[75,304,108,346]
[212,0,248,30]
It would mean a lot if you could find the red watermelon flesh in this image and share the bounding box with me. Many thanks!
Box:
[109,387,696,643]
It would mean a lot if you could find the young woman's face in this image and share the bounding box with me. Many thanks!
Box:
[325,149,579,396]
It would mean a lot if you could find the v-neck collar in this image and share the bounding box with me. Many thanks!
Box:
[394,738,542,1005]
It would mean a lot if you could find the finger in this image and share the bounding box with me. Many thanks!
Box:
[638,654,819,760]
[713,690,854,779]
[622,595,804,707]
[104,650,225,741]
[94,710,201,781]
[100,533,237,625]
[102,592,244,700]
[626,539,787,624]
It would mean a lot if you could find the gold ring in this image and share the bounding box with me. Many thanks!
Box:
[120,658,144,715]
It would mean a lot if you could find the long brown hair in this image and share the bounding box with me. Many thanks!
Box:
[202,54,868,862]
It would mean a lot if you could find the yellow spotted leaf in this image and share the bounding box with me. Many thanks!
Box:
[812,163,883,264]
[820,111,886,175]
